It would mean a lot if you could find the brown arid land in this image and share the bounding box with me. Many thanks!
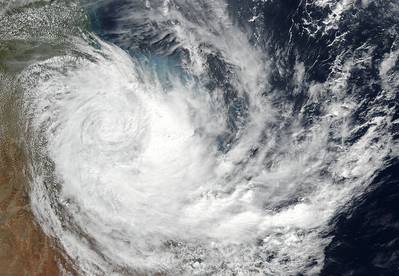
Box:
[0,139,72,276]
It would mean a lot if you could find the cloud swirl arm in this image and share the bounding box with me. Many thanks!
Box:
[11,0,398,275]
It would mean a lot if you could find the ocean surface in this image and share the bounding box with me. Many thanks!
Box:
[0,0,398,275]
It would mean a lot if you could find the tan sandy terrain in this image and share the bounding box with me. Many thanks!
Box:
[0,139,71,275]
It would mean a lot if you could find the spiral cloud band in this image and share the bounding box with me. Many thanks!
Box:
[17,0,397,275]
